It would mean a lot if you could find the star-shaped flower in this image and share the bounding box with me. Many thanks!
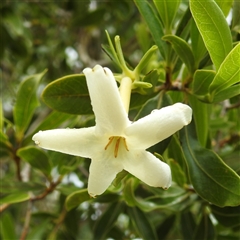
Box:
[33,65,192,197]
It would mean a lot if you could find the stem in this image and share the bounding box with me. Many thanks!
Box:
[119,77,132,113]
[20,201,32,240]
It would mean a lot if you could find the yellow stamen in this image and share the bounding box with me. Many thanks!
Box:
[104,136,129,158]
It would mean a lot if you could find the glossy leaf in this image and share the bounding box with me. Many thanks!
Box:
[134,0,167,59]
[0,192,29,204]
[190,0,232,70]
[0,213,16,240]
[13,70,47,141]
[180,122,240,207]
[209,43,240,95]
[17,146,52,177]
[162,35,195,74]
[128,207,157,240]
[153,0,180,33]
[93,202,124,240]
[42,74,92,115]
[65,189,90,211]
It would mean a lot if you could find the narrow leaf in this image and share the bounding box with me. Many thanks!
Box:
[162,35,195,74]
[0,213,16,240]
[13,70,47,141]
[42,74,92,115]
[65,189,90,211]
[180,122,240,207]
[128,207,157,240]
[0,192,29,204]
[209,43,240,95]
[134,0,167,59]
[190,0,232,70]
[17,146,52,177]
[153,0,180,33]
[215,0,233,16]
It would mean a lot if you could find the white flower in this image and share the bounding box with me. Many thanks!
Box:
[33,65,192,197]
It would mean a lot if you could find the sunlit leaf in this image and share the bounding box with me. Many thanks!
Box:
[215,0,233,16]
[0,192,29,204]
[190,0,232,70]
[13,70,47,141]
[180,122,240,207]
[209,43,240,95]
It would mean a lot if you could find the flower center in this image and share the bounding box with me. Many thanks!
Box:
[104,136,129,158]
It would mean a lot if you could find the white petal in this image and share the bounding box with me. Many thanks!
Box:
[83,65,129,136]
[122,150,171,189]
[125,103,192,149]
[88,155,123,197]
[32,127,100,158]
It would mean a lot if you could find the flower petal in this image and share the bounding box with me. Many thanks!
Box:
[125,103,192,149]
[88,155,123,197]
[123,150,171,189]
[83,65,129,136]
[32,127,99,158]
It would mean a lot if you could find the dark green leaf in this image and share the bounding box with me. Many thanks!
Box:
[128,207,157,240]
[17,146,52,177]
[65,189,90,211]
[193,212,216,240]
[134,0,167,59]
[169,159,187,187]
[180,121,240,207]
[180,211,197,240]
[211,205,240,228]
[209,43,240,95]
[13,70,47,141]
[93,202,124,240]
[42,74,93,115]
[162,35,195,74]
[190,0,232,70]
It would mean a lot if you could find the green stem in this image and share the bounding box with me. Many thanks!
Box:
[119,77,132,113]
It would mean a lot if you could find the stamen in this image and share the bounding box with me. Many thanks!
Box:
[114,137,121,158]
[104,136,114,150]
[123,137,129,151]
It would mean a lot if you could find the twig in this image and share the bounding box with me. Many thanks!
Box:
[20,200,32,240]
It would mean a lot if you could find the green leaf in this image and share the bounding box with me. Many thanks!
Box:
[128,207,157,240]
[180,122,240,207]
[0,131,13,158]
[190,0,232,70]
[0,192,30,204]
[134,0,167,59]
[0,213,16,240]
[215,0,233,16]
[169,159,187,187]
[162,35,195,74]
[212,84,240,103]
[191,20,207,66]
[93,202,124,240]
[13,70,47,141]
[42,74,92,115]
[0,98,3,131]
[65,189,90,211]
[211,205,240,228]
[192,70,215,96]
[189,95,210,147]
[209,43,240,95]
[193,212,216,240]
[153,0,180,33]
[17,146,52,177]
[180,211,197,240]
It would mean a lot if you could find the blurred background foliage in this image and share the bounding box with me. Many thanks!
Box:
[1,0,240,239]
